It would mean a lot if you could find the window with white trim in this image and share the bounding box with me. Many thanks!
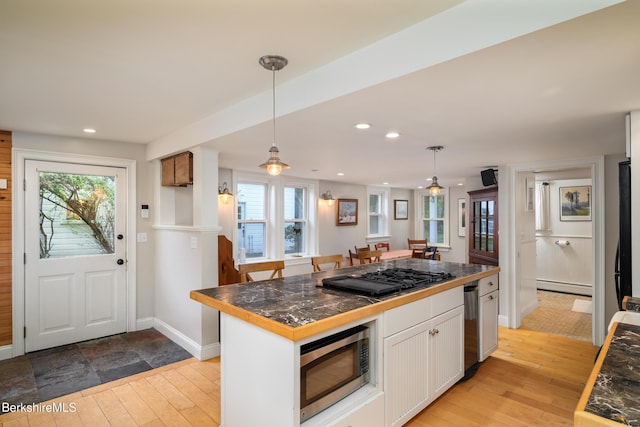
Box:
[234,172,317,261]
[367,187,389,237]
[416,190,449,247]
[236,182,267,259]
[284,186,306,255]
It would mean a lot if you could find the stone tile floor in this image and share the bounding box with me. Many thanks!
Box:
[0,328,192,411]
[521,290,592,341]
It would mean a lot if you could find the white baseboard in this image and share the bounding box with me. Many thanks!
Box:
[153,318,220,361]
[135,317,155,331]
[0,345,13,361]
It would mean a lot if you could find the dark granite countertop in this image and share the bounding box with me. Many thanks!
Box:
[191,258,498,340]
[577,322,640,426]
[625,297,640,312]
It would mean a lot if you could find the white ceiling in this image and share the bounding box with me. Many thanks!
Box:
[1,0,639,189]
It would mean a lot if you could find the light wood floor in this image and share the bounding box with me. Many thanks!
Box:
[1,327,598,426]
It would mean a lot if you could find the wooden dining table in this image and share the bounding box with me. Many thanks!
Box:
[379,249,413,261]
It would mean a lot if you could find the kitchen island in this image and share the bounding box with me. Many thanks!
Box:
[191,258,499,427]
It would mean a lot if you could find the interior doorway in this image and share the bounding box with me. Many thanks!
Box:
[520,168,594,341]
[500,157,606,345]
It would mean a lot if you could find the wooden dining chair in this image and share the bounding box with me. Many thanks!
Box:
[348,250,360,266]
[354,244,371,253]
[407,238,428,258]
[357,250,382,265]
[375,242,390,252]
[311,254,344,272]
[407,238,438,260]
[238,260,285,283]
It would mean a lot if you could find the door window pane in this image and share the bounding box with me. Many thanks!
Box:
[39,172,115,258]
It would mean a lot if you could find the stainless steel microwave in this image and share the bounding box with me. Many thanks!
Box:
[299,325,370,422]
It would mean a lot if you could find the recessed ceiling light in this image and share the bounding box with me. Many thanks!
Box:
[385,131,400,139]
[417,186,424,189]
[337,172,344,176]
[383,182,389,185]
[457,183,464,186]
[83,128,96,134]
[354,123,370,130]
[426,177,433,182]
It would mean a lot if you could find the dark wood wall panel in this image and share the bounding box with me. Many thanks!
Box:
[0,131,11,345]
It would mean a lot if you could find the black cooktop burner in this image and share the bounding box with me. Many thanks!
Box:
[322,268,454,296]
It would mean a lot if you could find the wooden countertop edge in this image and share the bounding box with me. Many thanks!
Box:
[190,267,499,341]
[574,322,622,427]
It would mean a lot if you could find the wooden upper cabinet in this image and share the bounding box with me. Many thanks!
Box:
[161,151,193,187]
[468,187,498,266]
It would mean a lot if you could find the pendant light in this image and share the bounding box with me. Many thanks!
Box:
[258,55,290,176]
[427,146,444,196]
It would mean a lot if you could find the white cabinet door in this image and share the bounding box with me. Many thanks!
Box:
[384,321,431,427]
[479,290,499,361]
[429,305,464,399]
[384,304,464,427]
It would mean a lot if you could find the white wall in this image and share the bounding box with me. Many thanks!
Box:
[445,184,468,263]
[535,177,593,295]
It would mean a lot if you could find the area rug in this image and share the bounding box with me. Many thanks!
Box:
[572,299,593,314]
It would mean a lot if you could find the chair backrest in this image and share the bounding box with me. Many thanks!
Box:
[348,250,360,266]
[375,242,390,252]
[408,238,429,258]
[354,245,371,253]
[311,254,344,272]
[238,260,285,283]
[357,250,382,265]
[407,238,428,249]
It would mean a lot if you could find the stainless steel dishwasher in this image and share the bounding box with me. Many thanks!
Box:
[462,283,480,380]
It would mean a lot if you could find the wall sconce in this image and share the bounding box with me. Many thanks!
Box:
[218,182,232,204]
[321,190,335,207]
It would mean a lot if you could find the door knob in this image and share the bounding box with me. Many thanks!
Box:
[117,259,125,265]
[117,234,124,240]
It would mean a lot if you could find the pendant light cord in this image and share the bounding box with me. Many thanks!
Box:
[272,67,276,148]
[433,148,437,176]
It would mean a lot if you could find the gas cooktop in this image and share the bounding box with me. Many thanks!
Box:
[322,268,454,296]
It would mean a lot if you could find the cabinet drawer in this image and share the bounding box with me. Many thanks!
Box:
[431,286,462,317]
[383,287,462,337]
[384,297,431,337]
[479,274,499,296]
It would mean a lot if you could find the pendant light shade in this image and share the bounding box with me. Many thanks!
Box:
[258,55,290,176]
[427,146,444,196]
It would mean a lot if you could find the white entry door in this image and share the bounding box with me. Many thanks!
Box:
[24,160,127,352]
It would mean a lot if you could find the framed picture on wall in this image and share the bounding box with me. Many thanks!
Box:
[458,198,466,236]
[559,185,591,221]
[394,199,408,220]
[336,199,358,226]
